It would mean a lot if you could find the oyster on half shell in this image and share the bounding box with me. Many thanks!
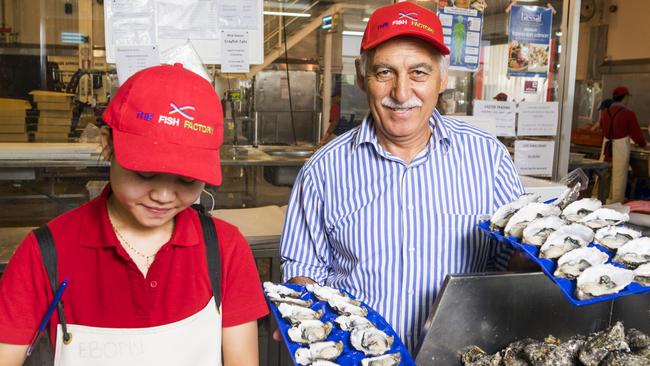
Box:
[579,208,630,229]
[539,224,594,259]
[504,202,561,239]
[295,341,343,365]
[361,353,401,366]
[576,264,634,300]
[613,237,650,269]
[633,262,650,286]
[522,216,566,246]
[350,327,394,356]
[594,226,642,251]
[490,193,540,231]
[287,320,333,344]
[554,247,609,280]
[277,303,323,325]
[562,198,602,223]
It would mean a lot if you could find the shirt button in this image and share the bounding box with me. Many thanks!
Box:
[408,205,415,210]
[150,281,158,288]
[409,247,415,252]
[408,290,414,295]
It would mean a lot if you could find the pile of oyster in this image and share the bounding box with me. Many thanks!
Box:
[461,322,650,366]
[489,185,650,300]
[263,282,403,366]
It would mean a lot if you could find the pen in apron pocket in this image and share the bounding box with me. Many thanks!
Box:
[26,277,69,356]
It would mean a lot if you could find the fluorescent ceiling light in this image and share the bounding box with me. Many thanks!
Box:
[263,11,310,17]
[342,31,364,36]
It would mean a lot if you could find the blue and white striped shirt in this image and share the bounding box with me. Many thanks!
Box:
[280,110,523,353]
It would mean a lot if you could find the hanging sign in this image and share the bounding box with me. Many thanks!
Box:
[507,5,552,78]
[438,6,483,72]
[514,140,555,177]
[473,100,517,137]
[517,102,559,136]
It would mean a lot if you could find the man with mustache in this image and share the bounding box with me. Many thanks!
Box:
[280,1,523,354]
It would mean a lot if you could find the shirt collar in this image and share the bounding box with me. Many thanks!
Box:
[353,109,452,155]
[79,184,200,248]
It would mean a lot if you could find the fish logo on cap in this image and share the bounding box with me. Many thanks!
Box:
[398,11,418,21]
[169,103,196,121]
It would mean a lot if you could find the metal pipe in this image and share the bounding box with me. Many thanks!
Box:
[553,0,581,180]
[253,111,259,147]
[322,31,332,140]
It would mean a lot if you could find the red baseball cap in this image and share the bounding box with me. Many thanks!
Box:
[102,63,224,186]
[612,86,631,98]
[361,1,450,55]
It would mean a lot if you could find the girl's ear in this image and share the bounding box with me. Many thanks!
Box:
[99,126,113,161]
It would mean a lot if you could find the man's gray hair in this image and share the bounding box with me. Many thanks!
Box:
[357,47,448,81]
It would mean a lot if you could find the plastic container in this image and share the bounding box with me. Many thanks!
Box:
[478,221,650,306]
[265,283,416,366]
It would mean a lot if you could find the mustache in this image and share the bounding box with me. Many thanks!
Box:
[381,96,423,109]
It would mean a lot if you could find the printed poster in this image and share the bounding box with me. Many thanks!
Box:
[507,5,552,78]
[438,6,483,72]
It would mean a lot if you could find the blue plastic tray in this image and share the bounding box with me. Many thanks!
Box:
[265,283,416,366]
[478,220,650,306]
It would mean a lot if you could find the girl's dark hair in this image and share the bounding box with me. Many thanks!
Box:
[612,94,625,103]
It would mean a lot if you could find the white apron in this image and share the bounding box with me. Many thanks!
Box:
[53,297,221,366]
[607,137,631,204]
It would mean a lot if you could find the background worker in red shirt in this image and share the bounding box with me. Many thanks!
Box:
[0,64,268,366]
[600,86,650,203]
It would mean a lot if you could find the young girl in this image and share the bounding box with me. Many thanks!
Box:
[0,64,268,366]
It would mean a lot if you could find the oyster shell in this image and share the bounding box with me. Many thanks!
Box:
[579,208,630,229]
[361,353,401,366]
[576,264,634,299]
[327,296,368,317]
[626,328,650,351]
[263,281,302,298]
[490,193,540,231]
[287,320,333,344]
[310,361,340,366]
[562,198,602,222]
[553,184,581,210]
[461,345,502,366]
[539,224,594,259]
[334,314,374,331]
[522,216,566,246]
[504,203,561,238]
[554,247,609,280]
[350,326,394,356]
[594,226,642,251]
[306,283,359,305]
[578,322,630,366]
[600,351,649,366]
[277,303,323,325]
[613,237,650,269]
[633,262,650,286]
[294,341,343,365]
[267,291,313,307]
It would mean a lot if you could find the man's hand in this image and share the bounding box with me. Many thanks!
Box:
[319,132,331,146]
[272,276,317,341]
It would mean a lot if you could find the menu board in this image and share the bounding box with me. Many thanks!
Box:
[507,5,553,78]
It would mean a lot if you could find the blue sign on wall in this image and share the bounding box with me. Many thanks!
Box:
[507,5,553,78]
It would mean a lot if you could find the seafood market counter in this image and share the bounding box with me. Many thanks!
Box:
[415,272,650,364]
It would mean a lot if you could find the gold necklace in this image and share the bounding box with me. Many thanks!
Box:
[111,224,156,269]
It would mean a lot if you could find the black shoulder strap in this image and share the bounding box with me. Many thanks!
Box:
[192,204,222,309]
[32,226,70,342]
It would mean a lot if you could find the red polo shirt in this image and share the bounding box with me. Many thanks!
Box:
[0,186,269,347]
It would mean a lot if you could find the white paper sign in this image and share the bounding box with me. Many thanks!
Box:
[473,100,517,136]
[455,116,496,136]
[514,140,555,177]
[221,31,249,73]
[517,102,559,136]
[115,45,160,85]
